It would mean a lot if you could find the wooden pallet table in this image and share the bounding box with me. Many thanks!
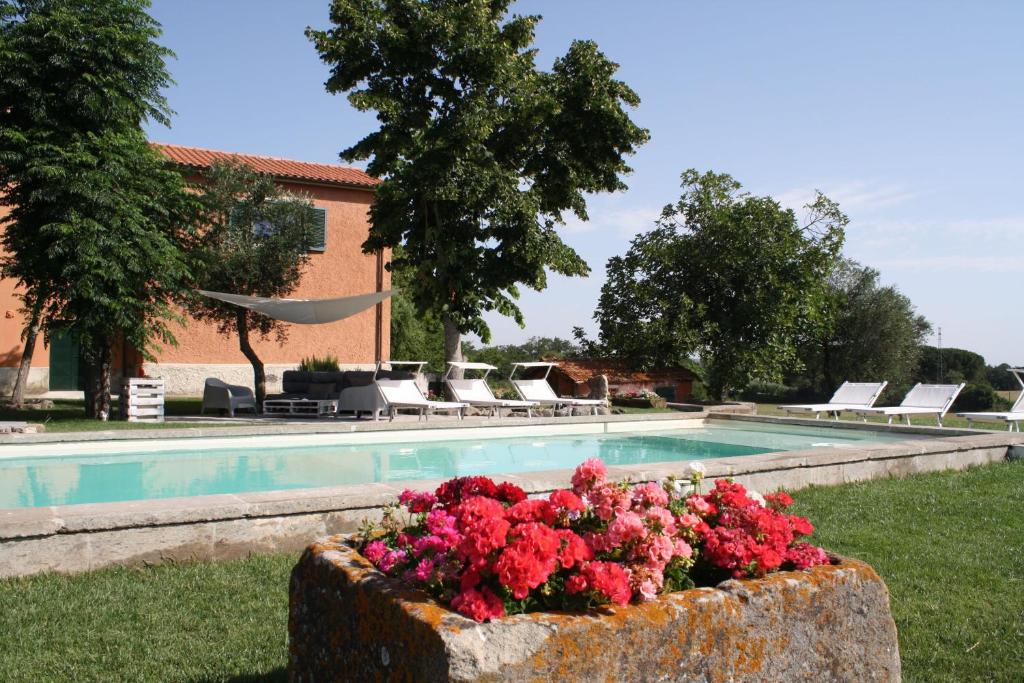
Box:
[120,378,165,423]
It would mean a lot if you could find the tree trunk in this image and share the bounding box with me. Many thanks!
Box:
[10,305,41,407]
[442,315,463,400]
[84,344,113,421]
[236,309,266,410]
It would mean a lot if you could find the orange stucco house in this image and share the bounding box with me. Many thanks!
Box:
[0,143,389,396]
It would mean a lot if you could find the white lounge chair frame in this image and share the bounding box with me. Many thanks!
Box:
[850,382,966,427]
[372,361,467,421]
[508,362,605,416]
[957,367,1024,432]
[444,362,537,418]
[778,381,888,420]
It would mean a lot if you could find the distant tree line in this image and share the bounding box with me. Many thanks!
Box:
[392,168,1019,412]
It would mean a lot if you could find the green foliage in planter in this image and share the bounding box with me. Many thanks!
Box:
[298,355,340,372]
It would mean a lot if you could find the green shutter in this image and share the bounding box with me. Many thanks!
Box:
[309,207,327,251]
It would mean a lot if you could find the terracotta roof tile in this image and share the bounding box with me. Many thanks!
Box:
[547,358,699,384]
[152,143,379,189]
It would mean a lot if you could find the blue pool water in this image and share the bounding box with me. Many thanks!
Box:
[0,422,928,509]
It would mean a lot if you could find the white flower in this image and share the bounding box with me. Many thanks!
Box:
[687,461,706,479]
[747,489,766,507]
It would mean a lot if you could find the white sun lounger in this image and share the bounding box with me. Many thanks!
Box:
[850,382,966,427]
[957,367,1024,432]
[373,361,467,421]
[778,381,888,420]
[445,362,538,418]
[509,362,605,416]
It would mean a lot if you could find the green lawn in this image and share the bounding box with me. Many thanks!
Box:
[1,462,1021,681]
[755,402,1011,431]
[0,398,242,432]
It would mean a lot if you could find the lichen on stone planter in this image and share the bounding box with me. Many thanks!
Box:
[288,535,901,682]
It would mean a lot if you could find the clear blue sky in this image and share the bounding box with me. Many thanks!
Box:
[145,0,1024,366]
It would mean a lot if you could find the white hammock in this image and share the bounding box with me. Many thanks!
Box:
[197,289,395,324]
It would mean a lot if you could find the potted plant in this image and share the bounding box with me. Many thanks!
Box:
[289,461,901,681]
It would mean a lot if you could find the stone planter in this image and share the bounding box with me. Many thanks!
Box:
[611,395,668,409]
[288,536,901,682]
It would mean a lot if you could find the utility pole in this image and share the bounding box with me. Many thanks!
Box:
[937,327,944,383]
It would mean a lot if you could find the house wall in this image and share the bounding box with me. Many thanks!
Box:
[0,180,390,396]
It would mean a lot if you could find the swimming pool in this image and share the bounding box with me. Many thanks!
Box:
[0,421,930,510]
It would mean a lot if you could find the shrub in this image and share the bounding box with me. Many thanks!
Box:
[738,382,812,403]
[298,354,340,372]
[952,383,1011,412]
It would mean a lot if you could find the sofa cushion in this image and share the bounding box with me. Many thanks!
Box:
[308,382,336,399]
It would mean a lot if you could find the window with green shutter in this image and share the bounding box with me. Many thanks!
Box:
[308,207,327,252]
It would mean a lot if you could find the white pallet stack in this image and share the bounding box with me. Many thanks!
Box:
[120,378,165,422]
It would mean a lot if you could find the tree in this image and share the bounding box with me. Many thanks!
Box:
[593,170,846,399]
[0,0,195,419]
[388,247,446,371]
[187,161,318,408]
[987,363,1023,391]
[917,346,986,385]
[308,0,648,370]
[796,259,931,395]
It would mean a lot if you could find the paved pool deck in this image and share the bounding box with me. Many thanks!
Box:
[2,412,1022,578]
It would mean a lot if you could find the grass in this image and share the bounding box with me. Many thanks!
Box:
[755,402,1011,431]
[1,462,1022,681]
[0,398,240,432]
[792,463,1024,681]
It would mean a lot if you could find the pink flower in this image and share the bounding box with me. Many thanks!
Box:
[645,507,677,535]
[607,511,647,547]
[571,458,607,494]
[632,481,669,509]
[686,495,714,516]
[408,557,435,583]
[638,579,659,601]
[590,485,632,521]
[377,549,407,573]
[676,512,702,530]
[674,539,693,559]
[636,533,675,570]
[363,540,388,564]
[412,535,448,557]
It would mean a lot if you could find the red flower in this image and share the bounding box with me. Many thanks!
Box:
[494,522,561,599]
[495,481,528,504]
[451,586,505,622]
[398,489,437,513]
[505,499,558,526]
[549,489,585,514]
[784,542,830,570]
[556,529,594,569]
[579,561,632,606]
[436,476,499,507]
[764,491,794,510]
